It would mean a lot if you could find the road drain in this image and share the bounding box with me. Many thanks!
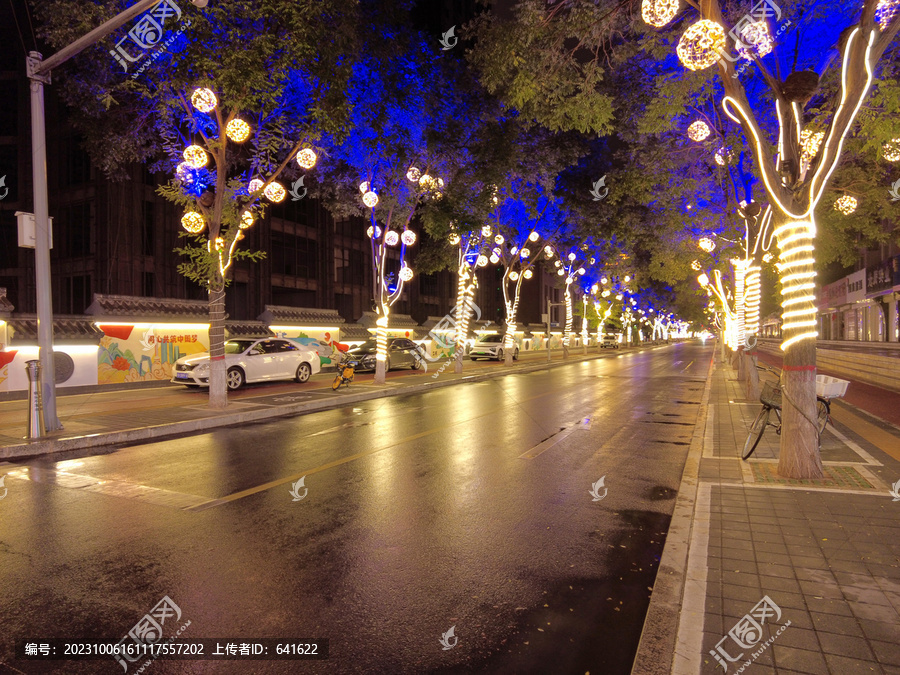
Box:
[643,420,693,426]
[651,439,690,446]
[674,400,700,405]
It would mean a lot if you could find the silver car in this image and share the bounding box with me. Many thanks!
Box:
[171,338,321,390]
[469,333,519,361]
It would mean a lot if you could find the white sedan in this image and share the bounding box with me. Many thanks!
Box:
[171,338,321,390]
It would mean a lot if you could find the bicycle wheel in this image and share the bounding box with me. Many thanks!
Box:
[742,406,770,460]
[816,398,830,435]
[332,374,343,391]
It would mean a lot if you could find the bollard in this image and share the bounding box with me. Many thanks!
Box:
[25,360,45,439]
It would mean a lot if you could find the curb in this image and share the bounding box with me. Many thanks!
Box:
[630,351,715,674]
[1,345,674,460]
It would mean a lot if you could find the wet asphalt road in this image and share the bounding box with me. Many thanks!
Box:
[0,342,713,675]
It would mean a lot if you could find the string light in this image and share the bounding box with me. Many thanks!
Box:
[407,167,421,182]
[876,0,900,29]
[248,178,264,193]
[264,182,286,203]
[181,211,205,233]
[296,149,317,169]
[763,252,774,263]
[239,211,254,229]
[800,129,825,171]
[714,146,733,166]
[677,20,726,71]
[697,273,710,286]
[363,191,379,208]
[834,195,858,214]
[449,233,461,245]
[183,145,208,169]
[191,88,217,112]
[687,121,711,141]
[226,119,250,143]
[401,230,416,246]
[359,181,370,194]
[399,266,414,282]
[385,231,400,246]
[775,220,818,351]
[641,0,679,28]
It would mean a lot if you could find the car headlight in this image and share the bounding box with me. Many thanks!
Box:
[194,363,209,374]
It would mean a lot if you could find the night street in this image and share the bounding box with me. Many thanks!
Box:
[1,342,709,674]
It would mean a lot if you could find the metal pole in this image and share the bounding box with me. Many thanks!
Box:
[27,53,60,431]
[546,299,551,363]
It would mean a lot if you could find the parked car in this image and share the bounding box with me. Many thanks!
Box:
[600,334,620,349]
[171,338,321,390]
[350,337,425,372]
[469,333,518,361]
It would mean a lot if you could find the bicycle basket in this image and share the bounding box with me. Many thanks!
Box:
[760,381,782,408]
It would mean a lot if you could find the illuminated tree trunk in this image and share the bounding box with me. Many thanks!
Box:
[774,215,823,479]
[374,313,389,384]
[207,280,228,410]
[581,297,589,354]
[744,262,762,401]
[454,267,476,374]
[502,273,523,366]
[733,260,748,383]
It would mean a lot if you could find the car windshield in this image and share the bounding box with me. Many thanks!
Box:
[225,340,254,354]
[350,340,377,354]
[478,334,503,343]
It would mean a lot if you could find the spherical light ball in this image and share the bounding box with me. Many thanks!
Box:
[698,237,716,252]
[296,149,317,170]
[882,138,900,162]
[677,20,726,71]
[489,254,500,264]
[181,211,205,233]
[714,146,734,166]
[449,233,461,245]
[191,88,217,112]
[385,230,400,246]
[264,181,286,203]
[239,211,255,229]
[520,248,531,258]
[176,161,194,184]
[437,178,445,188]
[482,225,492,237]
[509,271,520,281]
[641,0,679,28]
[401,230,417,246]
[600,276,608,284]
[568,252,576,262]
[624,275,631,282]
[359,181,370,194]
[876,0,900,29]
[418,174,434,188]
[399,266,414,282]
[225,119,250,143]
[834,195,858,215]
[687,120,710,141]
[602,290,612,298]
[366,225,383,239]
[523,269,533,279]
[691,260,702,271]
[557,269,565,276]
[554,260,562,268]
[528,231,539,242]
[407,167,421,182]
[476,255,489,267]
[763,252,774,263]
[736,22,773,60]
[577,267,586,275]
[494,234,504,245]
[544,245,554,257]
[183,145,208,169]
[363,191,379,208]
[248,178,265,193]
[510,246,519,256]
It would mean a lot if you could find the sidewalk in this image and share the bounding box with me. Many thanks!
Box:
[633,349,900,674]
[0,344,667,460]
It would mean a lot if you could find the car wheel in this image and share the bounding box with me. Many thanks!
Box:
[411,357,421,370]
[497,349,504,361]
[295,362,312,383]
[385,356,391,372]
[226,367,245,390]
[513,348,519,361]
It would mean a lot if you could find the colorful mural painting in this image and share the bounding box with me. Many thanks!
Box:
[0,349,16,390]
[270,328,345,366]
[97,324,210,384]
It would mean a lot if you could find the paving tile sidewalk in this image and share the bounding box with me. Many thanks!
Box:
[634,352,900,675]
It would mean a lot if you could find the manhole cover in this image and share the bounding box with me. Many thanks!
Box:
[54,351,75,383]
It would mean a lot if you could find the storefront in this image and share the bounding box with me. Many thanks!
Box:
[818,277,848,340]
[864,256,900,342]
[842,271,866,341]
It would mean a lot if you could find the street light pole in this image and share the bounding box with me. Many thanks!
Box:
[25,0,200,431]
[546,300,565,363]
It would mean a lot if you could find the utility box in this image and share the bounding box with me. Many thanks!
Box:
[15,211,54,249]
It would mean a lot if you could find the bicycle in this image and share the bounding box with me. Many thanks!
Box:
[331,352,359,390]
[741,364,848,460]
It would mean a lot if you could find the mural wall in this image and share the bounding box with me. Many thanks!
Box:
[97,324,210,385]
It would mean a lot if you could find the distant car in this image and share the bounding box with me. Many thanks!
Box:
[469,333,518,361]
[600,334,619,349]
[171,338,321,390]
[350,337,425,372]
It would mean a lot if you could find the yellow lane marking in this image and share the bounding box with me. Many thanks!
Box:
[830,405,900,463]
